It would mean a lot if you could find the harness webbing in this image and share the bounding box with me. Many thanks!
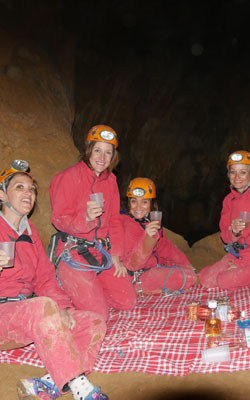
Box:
[48,231,112,272]
[61,238,112,272]
[224,241,246,259]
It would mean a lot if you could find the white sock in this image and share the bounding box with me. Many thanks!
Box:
[41,373,56,384]
[69,374,95,400]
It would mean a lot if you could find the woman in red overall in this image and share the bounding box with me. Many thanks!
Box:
[121,177,196,296]
[0,160,109,400]
[49,125,136,320]
[200,150,250,290]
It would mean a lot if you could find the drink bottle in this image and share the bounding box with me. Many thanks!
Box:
[205,300,222,337]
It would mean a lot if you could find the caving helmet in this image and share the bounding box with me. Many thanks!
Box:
[0,160,33,216]
[86,125,118,148]
[126,177,156,199]
[227,150,250,169]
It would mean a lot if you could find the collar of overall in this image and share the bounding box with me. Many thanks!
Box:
[232,181,250,194]
[128,212,150,228]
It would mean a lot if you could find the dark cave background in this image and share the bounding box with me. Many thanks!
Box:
[1,0,250,245]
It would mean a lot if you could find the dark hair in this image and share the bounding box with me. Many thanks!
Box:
[80,141,119,174]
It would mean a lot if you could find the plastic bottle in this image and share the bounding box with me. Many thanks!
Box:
[216,296,231,322]
[205,300,222,337]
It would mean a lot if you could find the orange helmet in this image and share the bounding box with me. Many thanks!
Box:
[86,125,118,148]
[126,177,156,199]
[227,150,250,169]
[0,160,31,190]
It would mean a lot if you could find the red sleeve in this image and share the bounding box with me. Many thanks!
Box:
[121,215,157,270]
[107,181,124,256]
[49,167,97,235]
[219,195,236,244]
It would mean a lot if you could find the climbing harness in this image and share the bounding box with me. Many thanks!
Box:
[156,264,187,296]
[0,293,35,303]
[127,264,186,296]
[48,231,112,272]
[224,241,246,259]
[126,213,186,296]
[127,268,150,296]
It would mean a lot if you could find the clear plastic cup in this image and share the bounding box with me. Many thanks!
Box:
[0,241,15,268]
[240,211,250,228]
[89,192,104,210]
[150,211,162,226]
[201,344,231,363]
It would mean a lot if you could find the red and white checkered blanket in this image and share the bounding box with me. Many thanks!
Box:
[1,285,250,375]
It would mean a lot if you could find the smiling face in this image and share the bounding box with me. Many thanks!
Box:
[3,173,36,216]
[228,163,250,193]
[129,197,151,219]
[89,141,114,176]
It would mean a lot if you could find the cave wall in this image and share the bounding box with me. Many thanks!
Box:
[0,27,79,248]
[1,0,250,247]
[70,0,250,244]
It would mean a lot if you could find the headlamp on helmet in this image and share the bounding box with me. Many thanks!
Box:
[0,160,30,190]
[126,177,156,199]
[227,150,250,169]
[86,124,118,148]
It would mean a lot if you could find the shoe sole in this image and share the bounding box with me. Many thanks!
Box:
[17,380,40,400]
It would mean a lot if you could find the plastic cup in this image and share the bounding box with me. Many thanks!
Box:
[89,192,104,210]
[150,211,162,226]
[240,211,250,228]
[0,241,15,268]
[201,344,231,363]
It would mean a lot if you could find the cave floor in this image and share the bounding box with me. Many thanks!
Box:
[1,364,250,400]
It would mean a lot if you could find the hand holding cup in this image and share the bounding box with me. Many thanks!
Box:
[150,211,162,227]
[87,192,104,221]
[146,211,162,238]
[89,193,104,210]
[0,242,15,268]
[240,211,250,229]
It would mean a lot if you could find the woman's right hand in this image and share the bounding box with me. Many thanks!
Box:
[86,200,103,221]
[0,250,9,267]
[145,221,160,238]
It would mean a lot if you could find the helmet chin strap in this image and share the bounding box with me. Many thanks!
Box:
[2,199,22,216]
[1,180,22,217]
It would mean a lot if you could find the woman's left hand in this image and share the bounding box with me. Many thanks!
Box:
[60,309,76,330]
[145,221,160,238]
[231,218,245,236]
[111,255,127,278]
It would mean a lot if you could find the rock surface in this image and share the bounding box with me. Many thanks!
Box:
[0,29,78,249]
[0,25,229,268]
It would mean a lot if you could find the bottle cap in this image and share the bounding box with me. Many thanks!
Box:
[208,300,217,309]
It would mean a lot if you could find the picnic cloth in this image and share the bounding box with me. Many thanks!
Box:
[1,285,250,375]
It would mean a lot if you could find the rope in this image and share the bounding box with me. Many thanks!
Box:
[156,264,186,296]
